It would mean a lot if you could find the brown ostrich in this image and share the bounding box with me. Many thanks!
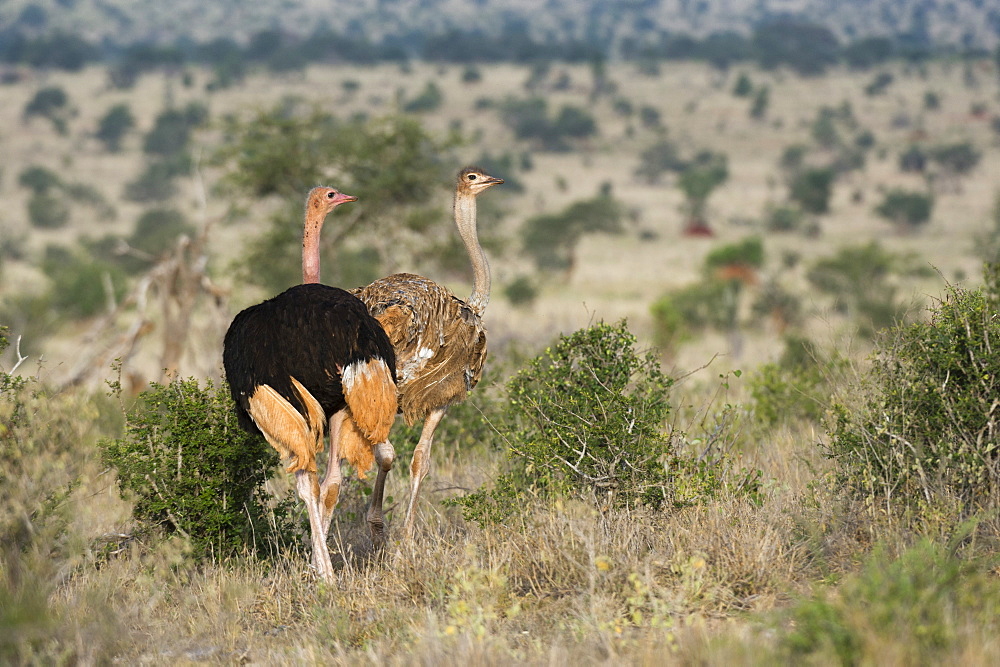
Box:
[223,187,398,581]
[340,166,504,537]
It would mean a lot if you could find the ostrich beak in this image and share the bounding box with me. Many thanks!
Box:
[482,176,504,186]
[332,192,358,205]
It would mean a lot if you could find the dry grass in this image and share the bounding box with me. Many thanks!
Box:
[3,58,1000,662]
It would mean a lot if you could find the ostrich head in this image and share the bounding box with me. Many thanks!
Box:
[456,167,504,196]
[307,186,358,219]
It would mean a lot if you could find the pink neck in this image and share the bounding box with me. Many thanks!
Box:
[302,215,322,284]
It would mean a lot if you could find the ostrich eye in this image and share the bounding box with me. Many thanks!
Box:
[467,174,477,181]
[327,191,336,199]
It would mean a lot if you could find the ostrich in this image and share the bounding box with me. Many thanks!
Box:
[340,166,504,537]
[223,186,398,582]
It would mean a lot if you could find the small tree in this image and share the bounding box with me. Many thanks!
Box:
[521,190,624,274]
[828,277,1000,516]
[100,375,296,559]
[96,103,135,152]
[634,139,685,184]
[806,242,924,336]
[23,86,70,134]
[789,167,835,214]
[27,192,70,229]
[749,85,770,119]
[450,321,738,526]
[678,152,728,233]
[402,81,444,113]
[875,189,933,231]
[732,72,753,97]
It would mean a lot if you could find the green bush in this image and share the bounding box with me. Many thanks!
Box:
[143,103,208,156]
[41,247,126,319]
[0,329,122,663]
[748,336,840,426]
[764,204,804,232]
[123,156,189,202]
[732,72,753,97]
[99,376,296,560]
[452,321,735,525]
[27,192,70,229]
[780,539,1000,664]
[521,191,624,273]
[789,167,836,214]
[23,86,68,121]
[875,188,933,230]
[806,242,921,336]
[828,278,1000,514]
[402,81,444,113]
[18,165,61,194]
[96,103,135,152]
[129,208,194,260]
[504,275,538,307]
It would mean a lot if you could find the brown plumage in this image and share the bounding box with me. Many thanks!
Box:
[341,166,503,537]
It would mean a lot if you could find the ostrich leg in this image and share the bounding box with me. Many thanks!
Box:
[294,469,335,582]
[366,441,396,548]
[402,407,447,538]
[319,410,346,541]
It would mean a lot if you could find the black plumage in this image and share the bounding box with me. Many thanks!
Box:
[223,283,396,438]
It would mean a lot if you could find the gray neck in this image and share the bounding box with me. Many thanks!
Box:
[455,193,489,313]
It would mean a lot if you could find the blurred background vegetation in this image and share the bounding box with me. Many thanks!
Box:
[4,0,1000,662]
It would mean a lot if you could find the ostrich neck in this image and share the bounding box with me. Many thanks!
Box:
[302,211,324,284]
[455,193,490,313]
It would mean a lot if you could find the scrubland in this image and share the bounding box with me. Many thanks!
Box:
[3,57,1000,663]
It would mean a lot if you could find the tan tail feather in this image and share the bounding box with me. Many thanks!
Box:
[247,380,324,473]
[290,377,326,455]
[339,414,375,479]
[342,358,398,444]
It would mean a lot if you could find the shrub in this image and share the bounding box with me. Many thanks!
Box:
[899,145,926,173]
[863,71,894,95]
[142,103,208,157]
[100,375,296,560]
[732,72,753,97]
[875,189,933,230]
[806,242,921,336]
[634,139,685,183]
[96,103,135,152]
[789,167,835,214]
[23,86,67,118]
[0,329,123,663]
[779,539,1000,664]
[504,275,538,307]
[828,278,1000,514]
[451,321,737,526]
[23,86,71,134]
[764,204,804,232]
[703,236,763,275]
[520,191,624,273]
[749,85,769,119]
[42,247,126,320]
[928,142,980,176]
[18,165,62,194]
[748,336,840,426]
[123,157,189,202]
[27,192,70,229]
[129,208,194,260]
[403,81,444,113]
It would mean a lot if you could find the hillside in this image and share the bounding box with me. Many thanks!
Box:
[1,0,999,50]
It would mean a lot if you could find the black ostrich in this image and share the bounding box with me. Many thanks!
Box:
[223,187,398,582]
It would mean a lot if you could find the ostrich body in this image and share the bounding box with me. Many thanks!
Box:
[342,166,503,537]
[223,187,397,582]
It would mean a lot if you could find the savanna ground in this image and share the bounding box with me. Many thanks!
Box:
[3,56,1000,663]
